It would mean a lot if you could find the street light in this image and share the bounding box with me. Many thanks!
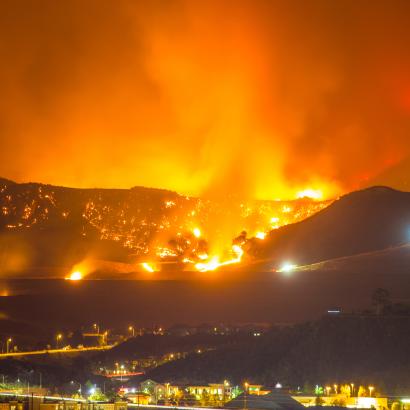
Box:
[369,386,374,397]
[326,386,331,396]
[71,380,82,396]
[350,383,354,397]
[244,382,249,410]
[6,338,12,354]
[93,323,100,334]
[56,334,62,348]
[128,326,135,337]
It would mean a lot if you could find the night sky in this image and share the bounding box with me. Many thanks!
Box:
[0,0,410,199]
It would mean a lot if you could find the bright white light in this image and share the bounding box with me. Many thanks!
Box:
[278,262,297,273]
[89,388,95,395]
[275,383,282,389]
[66,271,82,281]
[255,232,266,240]
[296,189,323,200]
[193,228,201,238]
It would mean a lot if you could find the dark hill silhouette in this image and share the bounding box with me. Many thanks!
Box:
[146,315,410,394]
[249,186,410,268]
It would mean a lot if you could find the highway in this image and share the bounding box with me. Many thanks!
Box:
[0,345,113,358]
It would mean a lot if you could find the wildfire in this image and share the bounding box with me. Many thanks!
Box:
[141,262,156,273]
[66,270,83,281]
[255,231,266,240]
[195,244,243,272]
[193,227,201,238]
[296,189,323,200]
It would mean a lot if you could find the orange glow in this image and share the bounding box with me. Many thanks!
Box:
[141,262,156,273]
[193,227,201,238]
[2,2,409,200]
[65,260,94,281]
[195,244,243,272]
[296,189,323,200]
[255,232,266,240]
[66,270,83,281]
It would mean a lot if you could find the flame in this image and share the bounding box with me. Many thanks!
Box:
[255,231,266,240]
[66,270,83,281]
[195,244,243,272]
[296,189,323,200]
[141,262,156,273]
[193,227,201,238]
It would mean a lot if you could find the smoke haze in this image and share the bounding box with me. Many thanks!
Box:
[1,0,410,199]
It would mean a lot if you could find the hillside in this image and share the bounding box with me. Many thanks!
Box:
[146,314,410,394]
[296,244,410,275]
[0,178,329,276]
[249,186,410,268]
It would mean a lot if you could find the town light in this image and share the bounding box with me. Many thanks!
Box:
[6,338,12,353]
[369,386,374,396]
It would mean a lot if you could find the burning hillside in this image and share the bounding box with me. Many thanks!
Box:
[0,178,331,277]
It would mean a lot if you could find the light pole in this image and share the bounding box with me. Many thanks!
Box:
[71,381,82,397]
[244,382,249,410]
[56,334,62,349]
[369,386,374,397]
[350,383,354,397]
[93,323,100,334]
[128,326,135,337]
[6,338,12,353]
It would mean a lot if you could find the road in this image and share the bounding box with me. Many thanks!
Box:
[0,393,221,410]
[0,345,113,358]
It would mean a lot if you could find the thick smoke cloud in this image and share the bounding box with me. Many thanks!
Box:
[0,0,409,199]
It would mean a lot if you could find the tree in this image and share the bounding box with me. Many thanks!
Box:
[372,288,391,315]
[89,388,108,402]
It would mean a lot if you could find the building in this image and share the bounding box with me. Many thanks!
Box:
[225,390,305,410]
[186,383,238,402]
[140,379,167,403]
[293,395,388,409]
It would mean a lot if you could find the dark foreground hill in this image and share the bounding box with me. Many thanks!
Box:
[146,314,410,394]
[249,186,410,269]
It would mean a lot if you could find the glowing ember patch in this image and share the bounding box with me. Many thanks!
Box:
[66,271,82,281]
[195,245,244,272]
[193,227,201,238]
[141,262,155,272]
[296,189,323,200]
[255,232,266,240]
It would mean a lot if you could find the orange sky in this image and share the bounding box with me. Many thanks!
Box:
[0,0,410,199]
